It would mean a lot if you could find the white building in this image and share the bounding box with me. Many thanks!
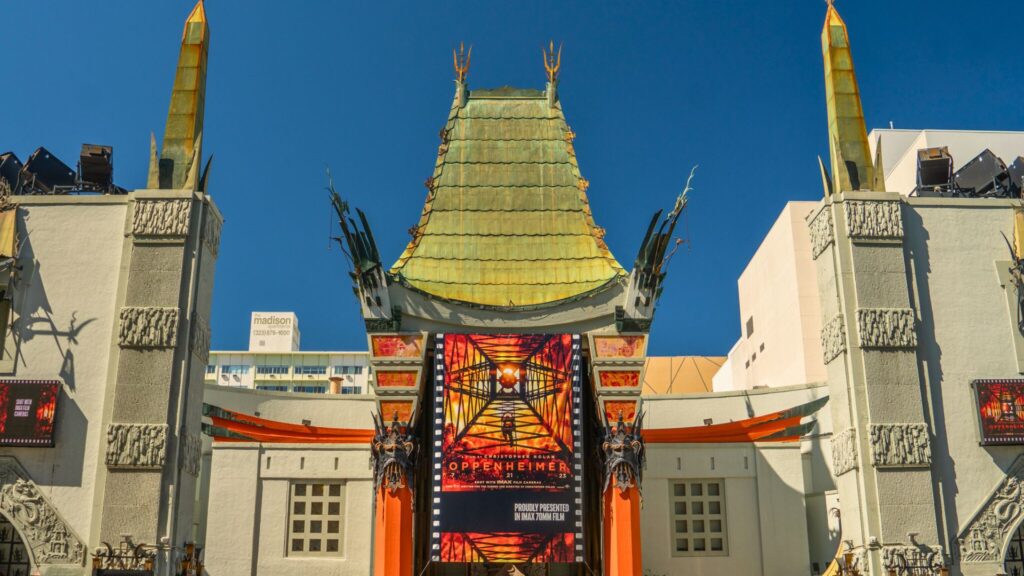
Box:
[205,312,370,395]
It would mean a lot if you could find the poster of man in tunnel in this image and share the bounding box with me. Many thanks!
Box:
[431,334,583,564]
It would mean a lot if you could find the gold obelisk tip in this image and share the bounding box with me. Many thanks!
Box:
[182,0,208,43]
[824,2,846,30]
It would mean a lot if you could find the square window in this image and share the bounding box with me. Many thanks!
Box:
[671,480,726,557]
[289,482,345,557]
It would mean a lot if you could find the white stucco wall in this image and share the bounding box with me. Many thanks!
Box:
[640,384,831,575]
[724,202,827,391]
[203,389,377,576]
[1,199,127,545]
[902,198,1024,563]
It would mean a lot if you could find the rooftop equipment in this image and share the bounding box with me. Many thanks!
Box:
[916,147,953,194]
[953,149,1010,197]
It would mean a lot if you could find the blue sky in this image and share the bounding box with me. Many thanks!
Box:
[5,1,1023,355]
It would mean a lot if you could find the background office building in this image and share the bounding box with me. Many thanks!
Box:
[205,312,371,395]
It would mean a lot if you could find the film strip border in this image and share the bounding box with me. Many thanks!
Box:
[571,334,584,563]
[430,333,445,562]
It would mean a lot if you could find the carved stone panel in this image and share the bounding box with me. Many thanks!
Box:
[821,314,847,364]
[845,200,903,240]
[132,199,192,237]
[191,316,211,364]
[959,455,1024,563]
[180,432,202,477]
[882,545,944,575]
[203,212,222,258]
[0,457,86,566]
[869,423,931,468]
[118,307,179,349]
[856,308,917,349]
[809,208,835,260]
[105,423,168,469]
[831,427,858,476]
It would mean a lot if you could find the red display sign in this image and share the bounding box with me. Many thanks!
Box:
[974,379,1024,445]
[431,334,582,565]
[0,380,59,447]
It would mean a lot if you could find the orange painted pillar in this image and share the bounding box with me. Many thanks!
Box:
[373,484,413,576]
[603,477,643,576]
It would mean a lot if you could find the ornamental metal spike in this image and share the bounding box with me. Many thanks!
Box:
[543,40,562,83]
[453,42,471,83]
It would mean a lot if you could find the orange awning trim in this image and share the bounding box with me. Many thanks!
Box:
[202,397,826,445]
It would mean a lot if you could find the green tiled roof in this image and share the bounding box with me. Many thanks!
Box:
[390,84,626,308]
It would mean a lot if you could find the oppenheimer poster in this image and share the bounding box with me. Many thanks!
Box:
[431,334,583,564]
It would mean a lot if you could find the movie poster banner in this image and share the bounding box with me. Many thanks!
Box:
[431,334,583,564]
[974,379,1024,445]
[0,380,59,446]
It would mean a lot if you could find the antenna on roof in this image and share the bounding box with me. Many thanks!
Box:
[453,42,472,83]
[543,40,562,83]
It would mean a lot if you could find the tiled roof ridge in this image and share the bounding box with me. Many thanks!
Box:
[388,83,626,308]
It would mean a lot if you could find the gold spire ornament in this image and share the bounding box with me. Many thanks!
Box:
[543,40,562,83]
[159,0,209,190]
[821,1,880,193]
[453,42,471,83]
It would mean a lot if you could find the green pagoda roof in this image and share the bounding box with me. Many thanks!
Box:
[390,82,626,308]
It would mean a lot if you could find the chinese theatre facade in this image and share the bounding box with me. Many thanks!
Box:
[204,41,828,576]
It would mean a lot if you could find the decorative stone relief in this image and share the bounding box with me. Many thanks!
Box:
[132,199,192,237]
[118,307,179,349]
[959,455,1024,563]
[106,423,168,469]
[831,427,858,476]
[203,212,222,258]
[856,308,917,349]
[882,545,944,575]
[0,457,86,566]
[191,316,210,364]
[808,208,835,260]
[845,200,903,240]
[869,423,931,468]
[821,314,847,364]
[180,432,202,477]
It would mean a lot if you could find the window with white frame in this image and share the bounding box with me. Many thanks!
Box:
[295,366,327,375]
[670,479,727,556]
[288,482,344,556]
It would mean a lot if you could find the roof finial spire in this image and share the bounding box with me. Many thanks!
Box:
[453,42,471,83]
[543,40,562,83]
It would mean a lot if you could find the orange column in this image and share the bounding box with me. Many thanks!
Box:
[603,477,643,576]
[373,484,413,576]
